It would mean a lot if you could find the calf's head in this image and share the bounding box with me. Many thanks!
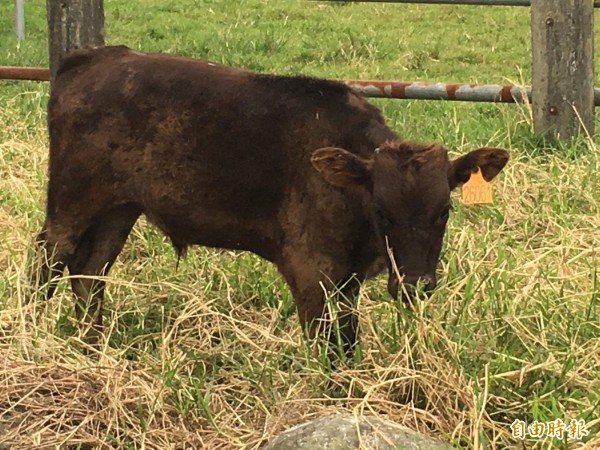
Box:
[311,140,509,302]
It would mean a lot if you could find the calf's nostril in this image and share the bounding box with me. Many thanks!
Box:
[422,275,436,291]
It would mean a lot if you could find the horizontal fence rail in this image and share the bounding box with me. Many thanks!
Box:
[0,66,49,80]
[347,80,527,103]
[323,0,600,7]
[345,80,600,106]
[2,66,600,107]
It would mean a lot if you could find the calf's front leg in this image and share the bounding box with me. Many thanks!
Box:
[278,250,360,359]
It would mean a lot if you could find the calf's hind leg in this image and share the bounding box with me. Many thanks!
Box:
[65,204,141,343]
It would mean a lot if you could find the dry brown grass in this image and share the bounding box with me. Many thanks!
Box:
[0,351,204,449]
[0,291,499,449]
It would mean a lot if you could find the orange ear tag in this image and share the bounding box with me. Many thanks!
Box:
[461,167,493,205]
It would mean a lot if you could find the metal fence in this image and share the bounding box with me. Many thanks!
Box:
[2,0,597,139]
[325,0,600,7]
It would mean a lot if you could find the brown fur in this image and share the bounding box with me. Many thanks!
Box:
[36,45,509,354]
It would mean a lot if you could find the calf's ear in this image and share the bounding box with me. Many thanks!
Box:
[311,147,372,190]
[448,147,509,190]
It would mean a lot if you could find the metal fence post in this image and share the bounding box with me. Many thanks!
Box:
[46,0,105,85]
[15,0,25,40]
[530,0,595,140]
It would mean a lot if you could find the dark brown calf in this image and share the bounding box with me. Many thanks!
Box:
[36,46,508,353]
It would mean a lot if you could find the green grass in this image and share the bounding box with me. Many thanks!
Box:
[1,1,600,449]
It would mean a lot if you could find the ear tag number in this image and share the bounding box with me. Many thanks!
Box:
[461,167,493,204]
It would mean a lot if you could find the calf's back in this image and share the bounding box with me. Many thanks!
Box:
[46,45,394,263]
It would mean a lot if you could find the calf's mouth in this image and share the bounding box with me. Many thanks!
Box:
[387,272,436,303]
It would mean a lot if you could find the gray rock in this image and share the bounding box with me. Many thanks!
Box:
[261,413,454,450]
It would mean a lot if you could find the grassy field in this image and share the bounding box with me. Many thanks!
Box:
[1,1,599,449]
